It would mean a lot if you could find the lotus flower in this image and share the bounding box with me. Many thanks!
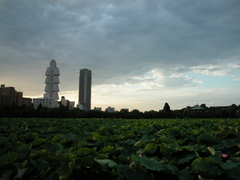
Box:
[222,154,228,158]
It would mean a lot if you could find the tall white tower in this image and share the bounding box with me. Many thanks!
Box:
[44,60,60,100]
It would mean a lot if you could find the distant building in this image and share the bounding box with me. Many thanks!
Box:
[105,106,115,112]
[0,84,22,106]
[33,60,60,109]
[61,96,68,106]
[22,97,32,106]
[16,92,23,107]
[78,69,92,111]
[0,84,16,105]
[33,98,59,109]
[69,101,75,110]
[44,60,60,100]
[191,104,205,110]
[93,107,102,111]
[60,96,75,110]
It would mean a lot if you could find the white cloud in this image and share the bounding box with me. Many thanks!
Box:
[191,65,226,76]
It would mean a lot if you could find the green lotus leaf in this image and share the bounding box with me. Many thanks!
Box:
[221,162,238,170]
[0,171,12,180]
[190,129,200,135]
[30,159,49,171]
[44,142,64,153]
[14,168,28,179]
[191,157,223,178]
[16,143,32,156]
[91,132,102,140]
[125,169,155,180]
[143,143,157,154]
[207,147,215,156]
[74,156,95,167]
[114,155,129,165]
[177,150,196,164]
[166,163,178,174]
[225,167,240,179]
[95,159,117,169]
[177,167,194,180]
[222,139,236,148]
[99,126,105,131]
[51,135,60,142]
[131,155,166,172]
[136,149,144,155]
[100,145,114,152]
[139,127,153,134]
[0,152,18,165]
[134,140,146,147]
[32,137,47,146]
[109,134,121,141]
[58,133,76,140]
[56,159,72,179]
[0,137,9,146]
[74,147,95,156]
[141,134,154,141]
[181,145,196,152]
[9,133,17,140]
[159,142,179,153]
[123,132,135,139]
[155,129,165,136]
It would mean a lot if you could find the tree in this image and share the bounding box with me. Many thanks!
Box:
[200,103,207,109]
[161,103,172,118]
[163,102,170,113]
[119,108,130,118]
[130,109,142,119]
[36,103,42,110]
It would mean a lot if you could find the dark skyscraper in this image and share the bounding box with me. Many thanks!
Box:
[78,69,92,111]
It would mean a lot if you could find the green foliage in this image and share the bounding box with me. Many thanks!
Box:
[0,152,18,165]
[0,118,239,179]
[95,159,117,169]
[177,167,194,180]
[100,145,115,152]
[143,143,157,154]
[131,155,166,172]
[0,137,9,146]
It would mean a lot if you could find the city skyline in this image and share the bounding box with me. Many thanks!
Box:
[0,0,240,111]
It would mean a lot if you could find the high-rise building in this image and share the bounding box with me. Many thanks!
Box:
[44,60,60,100]
[0,84,16,105]
[78,69,92,111]
[0,84,23,106]
[16,92,23,107]
[33,60,60,109]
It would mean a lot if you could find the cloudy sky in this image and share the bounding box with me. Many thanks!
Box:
[0,0,240,111]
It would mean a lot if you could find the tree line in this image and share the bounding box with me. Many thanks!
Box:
[0,102,239,119]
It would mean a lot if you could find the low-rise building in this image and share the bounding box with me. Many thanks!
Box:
[22,97,32,106]
[33,98,59,109]
[60,96,75,110]
[93,107,102,111]
[105,106,115,112]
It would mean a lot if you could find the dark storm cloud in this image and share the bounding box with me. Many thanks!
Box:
[0,0,240,87]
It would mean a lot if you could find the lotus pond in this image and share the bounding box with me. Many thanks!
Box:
[0,118,240,179]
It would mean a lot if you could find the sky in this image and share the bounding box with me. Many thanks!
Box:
[0,0,240,111]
